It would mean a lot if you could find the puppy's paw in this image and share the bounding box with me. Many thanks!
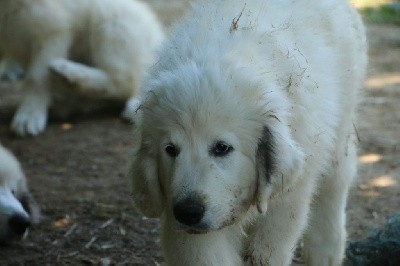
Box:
[11,103,48,137]
[0,67,24,81]
[303,226,346,266]
[122,97,141,121]
[302,244,344,266]
[244,250,292,266]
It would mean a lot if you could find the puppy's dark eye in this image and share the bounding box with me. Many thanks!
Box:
[211,141,233,157]
[165,143,180,157]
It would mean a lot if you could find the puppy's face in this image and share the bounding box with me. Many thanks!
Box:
[0,181,31,244]
[159,122,260,233]
[130,60,304,234]
[0,146,39,245]
[131,61,275,233]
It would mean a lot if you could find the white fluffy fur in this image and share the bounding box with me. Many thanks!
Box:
[0,144,39,243]
[128,0,367,265]
[0,0,164,136]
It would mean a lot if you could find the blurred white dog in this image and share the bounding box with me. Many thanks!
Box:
[128,0,367,265]
[0,144,39,245]
[0,0,164,136]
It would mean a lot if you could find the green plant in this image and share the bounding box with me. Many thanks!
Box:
[360,4,400,24]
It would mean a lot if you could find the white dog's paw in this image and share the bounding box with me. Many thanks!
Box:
[245,250,292,266]
[303,226,346,266]
[122,97,141,121]
[302,244,344,266]
[11,103,48,136]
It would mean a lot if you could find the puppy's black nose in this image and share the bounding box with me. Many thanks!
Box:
[8,214,31,237]
[173,196,205,226]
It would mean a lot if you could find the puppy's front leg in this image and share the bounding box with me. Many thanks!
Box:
[161,212,243,266]
[11,79,50,136]
[11,37,71,136]
[246,178,315,266]
[302,133,357,266]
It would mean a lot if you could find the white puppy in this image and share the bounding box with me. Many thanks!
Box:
[0,144,39,245]
[0,0,164,136]
[128,0,367,265]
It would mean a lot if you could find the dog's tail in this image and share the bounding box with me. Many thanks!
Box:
[49,58,132,100]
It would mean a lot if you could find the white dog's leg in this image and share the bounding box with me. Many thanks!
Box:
[246,178,316,266]
[11,38,71,136]
[49,58,122,98]
[161,213,243,266]
[302,133,357,266]
[11,86,50,137]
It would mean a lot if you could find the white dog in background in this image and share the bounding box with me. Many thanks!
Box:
[0,0,164,136]
[128,0,367,265]
[0,144,39,245]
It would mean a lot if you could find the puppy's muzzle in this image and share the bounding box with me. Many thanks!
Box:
[173,195,205,226]
[9,213,31,238]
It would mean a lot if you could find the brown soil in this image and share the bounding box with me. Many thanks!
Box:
[0,1,399,265]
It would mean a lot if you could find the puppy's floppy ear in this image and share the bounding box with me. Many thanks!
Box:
[129,150,164,217]
[127,103,164,218]
[255,125,305,214]
[255,127,274,214]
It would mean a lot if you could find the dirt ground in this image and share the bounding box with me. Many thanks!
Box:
[0,1,399,265]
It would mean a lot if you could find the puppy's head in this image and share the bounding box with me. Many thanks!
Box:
[0,146,39,245]
[128,54,304,233]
